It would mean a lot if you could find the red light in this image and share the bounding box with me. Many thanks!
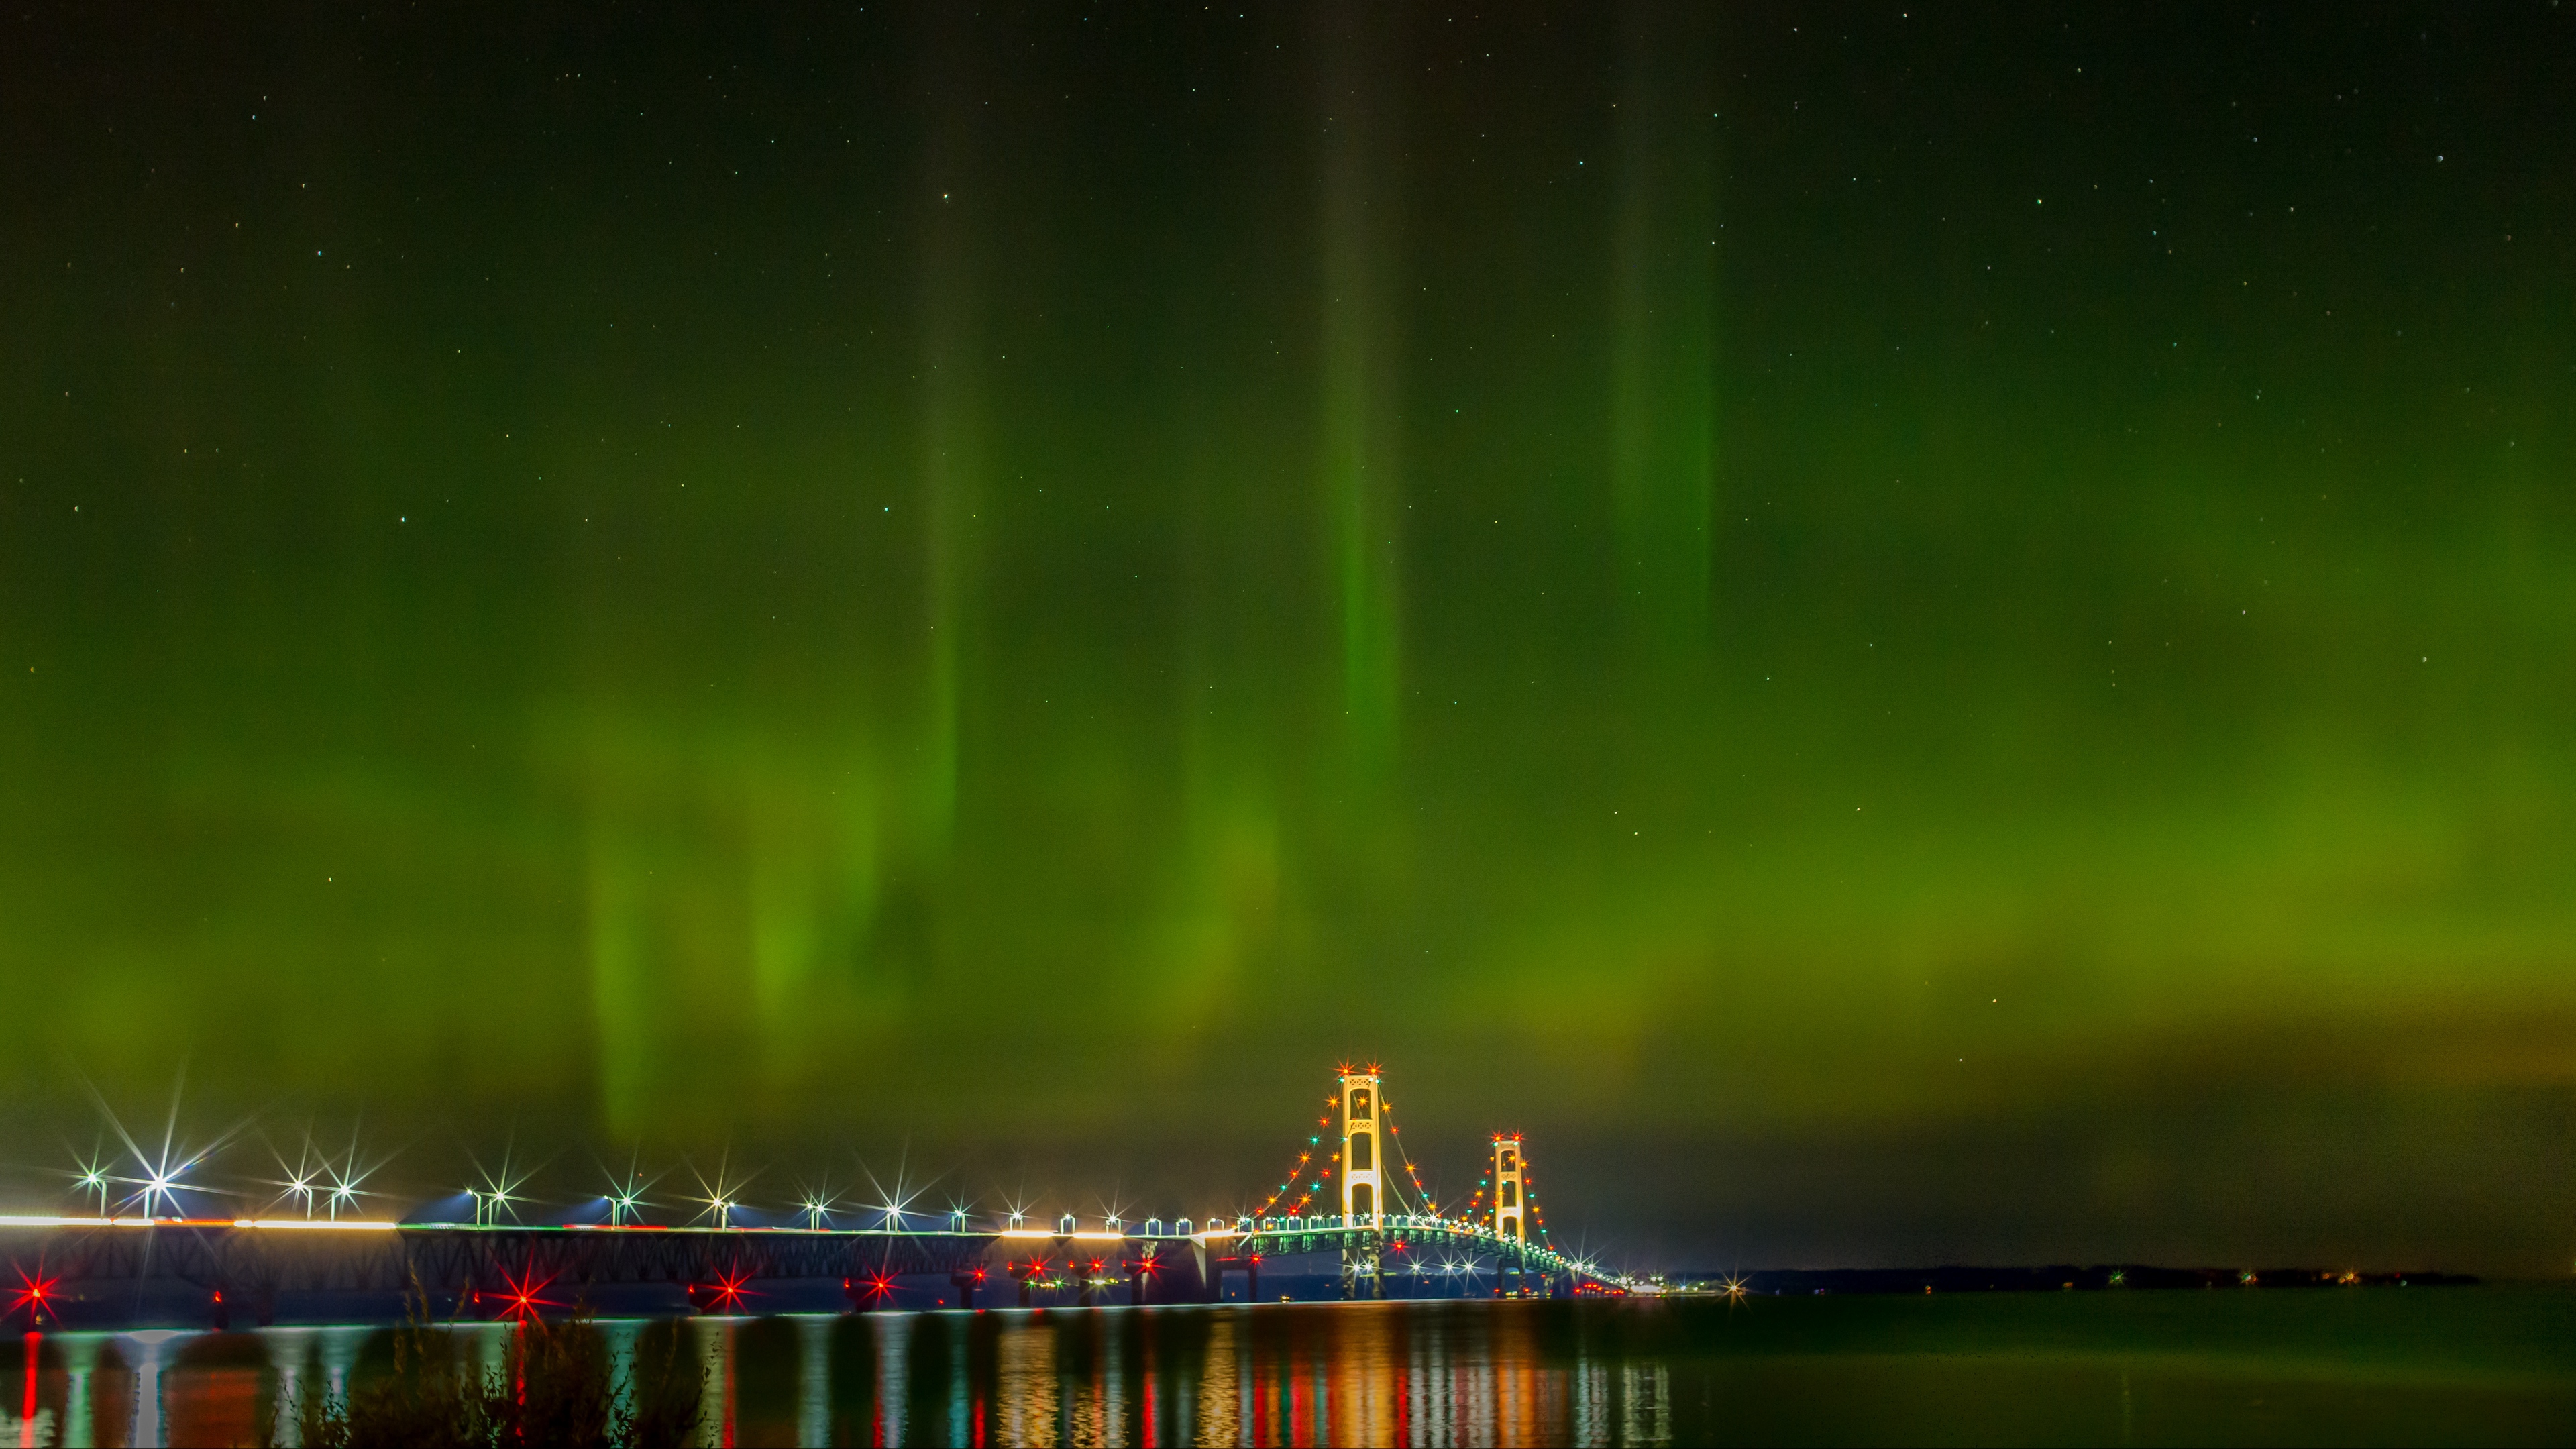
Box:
[710,1268,753,1309]
[9,1271,56,1320]
[494,1266,557,1321]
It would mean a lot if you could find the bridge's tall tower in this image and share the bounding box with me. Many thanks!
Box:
[1490,1134,1526,1245]
[1339,1067,1383,1228]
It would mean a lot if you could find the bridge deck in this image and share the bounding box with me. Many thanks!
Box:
[2,1216,1596,1317]
[0,1221,990,1299]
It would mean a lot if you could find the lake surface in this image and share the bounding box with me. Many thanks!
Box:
[7,1288,2570,1446]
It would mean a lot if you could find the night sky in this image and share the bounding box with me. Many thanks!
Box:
[5,3,2573,1272]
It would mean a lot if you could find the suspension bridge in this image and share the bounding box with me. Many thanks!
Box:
[3,1066,1627,1328]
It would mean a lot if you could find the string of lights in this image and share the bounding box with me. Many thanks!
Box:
[1293,1093,1337,1214]
[1523,1165,1554,1244]
[1252,1091,1339,1219]
[1377,1093,1440,1218]
[1260,1077,1450,1224]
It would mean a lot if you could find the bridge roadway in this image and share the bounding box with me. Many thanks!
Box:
[1189,1217,1584,1297]
[3,1214,1600,1324]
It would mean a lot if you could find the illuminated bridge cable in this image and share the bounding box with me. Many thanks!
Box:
[1523,1167,1554,1245]
[1375,1093,1438,1218]
[1251,1092,1339,1220]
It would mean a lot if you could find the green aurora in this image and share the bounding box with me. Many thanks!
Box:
[3,4,2572,1269]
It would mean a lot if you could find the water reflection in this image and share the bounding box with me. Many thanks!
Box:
[681,1305,1633,1448]
[3,1293,2567,1446]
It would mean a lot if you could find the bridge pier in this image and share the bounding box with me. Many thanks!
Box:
[949,1267,983,1309]
[1204,1255,1260,1303]
[1340,1238,1383,1301]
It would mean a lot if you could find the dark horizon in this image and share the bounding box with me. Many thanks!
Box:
[5,2,2573,1277]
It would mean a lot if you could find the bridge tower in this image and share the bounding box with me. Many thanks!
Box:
[1339,1065,1385,1298]
[1491,1133,1528,1295]
[1491,1134,1526,1244]
[1340,1067,1384,1228]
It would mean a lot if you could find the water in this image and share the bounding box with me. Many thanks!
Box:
[5,1289,2570,1446]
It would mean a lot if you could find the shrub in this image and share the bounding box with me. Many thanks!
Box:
[268,1289,704,1449]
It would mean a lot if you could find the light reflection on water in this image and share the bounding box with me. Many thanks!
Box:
[0,1304,1663,1448]
[5,1292,2571,1447]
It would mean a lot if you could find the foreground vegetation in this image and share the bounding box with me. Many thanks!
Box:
[268,1297,703,1449]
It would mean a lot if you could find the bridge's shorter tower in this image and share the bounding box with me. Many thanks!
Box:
[1340,1067,1383,1228]
[1490,1134,1526,1246]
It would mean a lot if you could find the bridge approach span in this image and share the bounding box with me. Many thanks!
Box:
[1,1221,993,1324]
